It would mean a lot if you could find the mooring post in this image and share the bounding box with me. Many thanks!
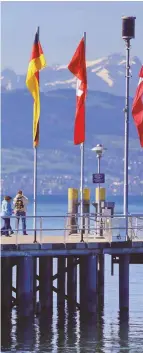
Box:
[39,256,53,312]
[80,255,97,314]
[119,254,129,312]
[17,256,34,316]
[97,254,104,308]
[1,258,12,312]
[67,188,79,235]
[57,257,65,306]
[67,256,77,308]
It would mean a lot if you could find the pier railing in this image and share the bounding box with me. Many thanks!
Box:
[1,213,143,244]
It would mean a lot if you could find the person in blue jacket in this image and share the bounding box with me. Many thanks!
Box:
[1,196,14,236]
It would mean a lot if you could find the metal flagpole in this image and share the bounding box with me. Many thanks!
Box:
[80,31,86,242]
[123,38,130,241]
[122,16,136,241]
[33,26,39,243]
[80,142,84,242]
[33,146,37,243]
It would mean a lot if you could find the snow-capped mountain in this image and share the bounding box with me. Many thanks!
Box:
[1,53,142,97]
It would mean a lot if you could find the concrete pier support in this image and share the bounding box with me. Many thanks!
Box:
[67,257,77,307]
[97,254,104,308]
[17,256,34,316]
[57,257,65,306]
[119,255,129,311]
[80,255,97,314]
[1,258,12,312]
[33,257,37,309]
[39,257,53,312]
[67,188,79,235]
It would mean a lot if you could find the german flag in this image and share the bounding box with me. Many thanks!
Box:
[26,28,46,147]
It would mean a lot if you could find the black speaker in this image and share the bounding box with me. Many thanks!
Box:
[122,16,136,39]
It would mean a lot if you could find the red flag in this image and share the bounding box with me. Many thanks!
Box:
[68,37,87,145]
[132,65,143,147]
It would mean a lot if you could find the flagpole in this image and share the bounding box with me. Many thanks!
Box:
[33,25,39,243]
[33,146,37,243]
[80,31,86,242]
[122,17,135,241]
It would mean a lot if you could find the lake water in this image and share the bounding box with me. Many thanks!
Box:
[1,195,143,353]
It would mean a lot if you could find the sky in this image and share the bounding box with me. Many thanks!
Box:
[1,1,143,74]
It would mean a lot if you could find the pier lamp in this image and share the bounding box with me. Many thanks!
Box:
[91,144,106,216]
[122,16,136,239]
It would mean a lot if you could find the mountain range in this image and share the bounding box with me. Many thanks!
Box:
[1,52,142,195]
[1,87,139,151]
[1,53,142,97]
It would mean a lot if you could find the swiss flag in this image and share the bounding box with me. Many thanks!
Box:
[68,37,87,145]
[132,65,143,147]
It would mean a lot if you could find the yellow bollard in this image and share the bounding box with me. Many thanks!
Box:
[68,188,78,201]
[96,188,106,202]
[67,188,79,235]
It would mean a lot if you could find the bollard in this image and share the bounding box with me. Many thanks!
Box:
[96,187,106,204]
[67,188,79,235]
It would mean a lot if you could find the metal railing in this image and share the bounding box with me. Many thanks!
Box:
[1,213,143,245]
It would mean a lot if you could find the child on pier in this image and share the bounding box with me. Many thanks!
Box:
[1,196,14,236]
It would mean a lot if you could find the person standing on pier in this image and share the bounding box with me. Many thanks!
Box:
[1,196,14,236]
[13,190,28,235]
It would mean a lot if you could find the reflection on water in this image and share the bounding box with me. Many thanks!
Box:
[1,313,12,350]
[2,305,142,353]
[15,316,35,352]
[118,311,129,353]
[1,259,143,353]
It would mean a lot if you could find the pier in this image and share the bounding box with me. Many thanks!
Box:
[1,212,143,317]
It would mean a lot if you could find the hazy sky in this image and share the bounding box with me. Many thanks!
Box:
[1,1,143,74]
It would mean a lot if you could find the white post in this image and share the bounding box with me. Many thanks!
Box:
[80,31,86,242]
[33,146,37,242]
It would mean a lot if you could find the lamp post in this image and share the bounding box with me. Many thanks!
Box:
[92,144,106,236]
[122,16,136,240]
